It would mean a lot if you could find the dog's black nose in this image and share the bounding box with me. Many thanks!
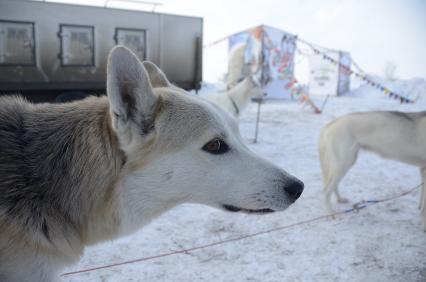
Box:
[283,180,304,202]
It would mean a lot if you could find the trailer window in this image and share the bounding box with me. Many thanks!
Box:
[115,28,146,60]
[0,21,35,65]
[59,25,94,66]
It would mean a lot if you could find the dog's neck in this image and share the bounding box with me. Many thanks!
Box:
[63,97,126,246]
[0,96,130,280]
[227,79,255,115]
[31,97,125,248]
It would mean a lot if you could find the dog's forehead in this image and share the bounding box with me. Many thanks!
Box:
[155,87,237,140]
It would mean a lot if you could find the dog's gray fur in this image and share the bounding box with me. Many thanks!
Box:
[0,96,123,281]
[0,46,303,281]
[319,111,426,230]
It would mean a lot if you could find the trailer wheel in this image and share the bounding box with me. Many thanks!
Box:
[55,91,90,103]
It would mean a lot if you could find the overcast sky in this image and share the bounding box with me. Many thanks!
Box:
[52,0,426,82]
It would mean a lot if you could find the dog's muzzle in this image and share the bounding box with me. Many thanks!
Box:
[283,179,304,203]
[222,178,304,214]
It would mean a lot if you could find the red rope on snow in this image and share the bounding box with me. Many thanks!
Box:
[62,184,421,277]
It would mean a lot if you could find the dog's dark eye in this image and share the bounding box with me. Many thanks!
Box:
[202,138,229,155]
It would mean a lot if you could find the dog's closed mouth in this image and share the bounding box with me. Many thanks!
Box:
[222,204,275,214]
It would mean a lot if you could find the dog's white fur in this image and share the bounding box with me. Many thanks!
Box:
[0,46,303,281]
[319,111,426,230]
[203,77,263,118]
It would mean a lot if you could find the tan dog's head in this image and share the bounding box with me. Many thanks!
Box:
[107,46,303,234]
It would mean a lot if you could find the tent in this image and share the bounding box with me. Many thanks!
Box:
[227,25,297,99]
[308,50,351,96]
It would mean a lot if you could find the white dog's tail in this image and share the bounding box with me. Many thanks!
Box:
[319,118,360,187]
[319,125,332,189]
[319,124,337,213]
[319,117,360,212]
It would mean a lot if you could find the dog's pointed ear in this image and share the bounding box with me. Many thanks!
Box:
[107,46,159,134]
[142,61,171,88]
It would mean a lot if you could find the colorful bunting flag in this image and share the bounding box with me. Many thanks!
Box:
[303,40,414,104]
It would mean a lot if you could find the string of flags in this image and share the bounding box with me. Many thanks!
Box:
[309,47,415,104]
[204,30,416,104]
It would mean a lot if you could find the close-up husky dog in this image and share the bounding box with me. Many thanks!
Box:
[319,111,426,230]
[0,46,304,282]
[203,76,263,119]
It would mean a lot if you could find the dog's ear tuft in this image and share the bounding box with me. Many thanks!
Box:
[107,46,158,134]
[142,61,171,88]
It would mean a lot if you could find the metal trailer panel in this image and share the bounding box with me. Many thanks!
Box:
[0,0,203,96]
[160,14,203,86]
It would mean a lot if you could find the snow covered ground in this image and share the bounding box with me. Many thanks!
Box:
[63,82,426,282]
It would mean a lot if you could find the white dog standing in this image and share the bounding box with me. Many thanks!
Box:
[319,111,426,230]
[203,77,263,119]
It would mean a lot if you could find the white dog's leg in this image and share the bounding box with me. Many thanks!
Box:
[320,124,358,216]
[324,159,357,216]
[420,168,426,231]
[335,189,349,204]
[333,143,359,205]
[325,174,349,215]
[324,179,338,214]
[420,167,425,210]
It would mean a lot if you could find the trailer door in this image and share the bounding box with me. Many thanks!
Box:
[115,28,146,60]
[0,21,35,65]
[59,25,94,66]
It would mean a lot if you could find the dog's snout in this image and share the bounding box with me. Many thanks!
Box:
[283,179,304,202]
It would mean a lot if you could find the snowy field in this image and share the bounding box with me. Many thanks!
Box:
[63,83,426,282]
